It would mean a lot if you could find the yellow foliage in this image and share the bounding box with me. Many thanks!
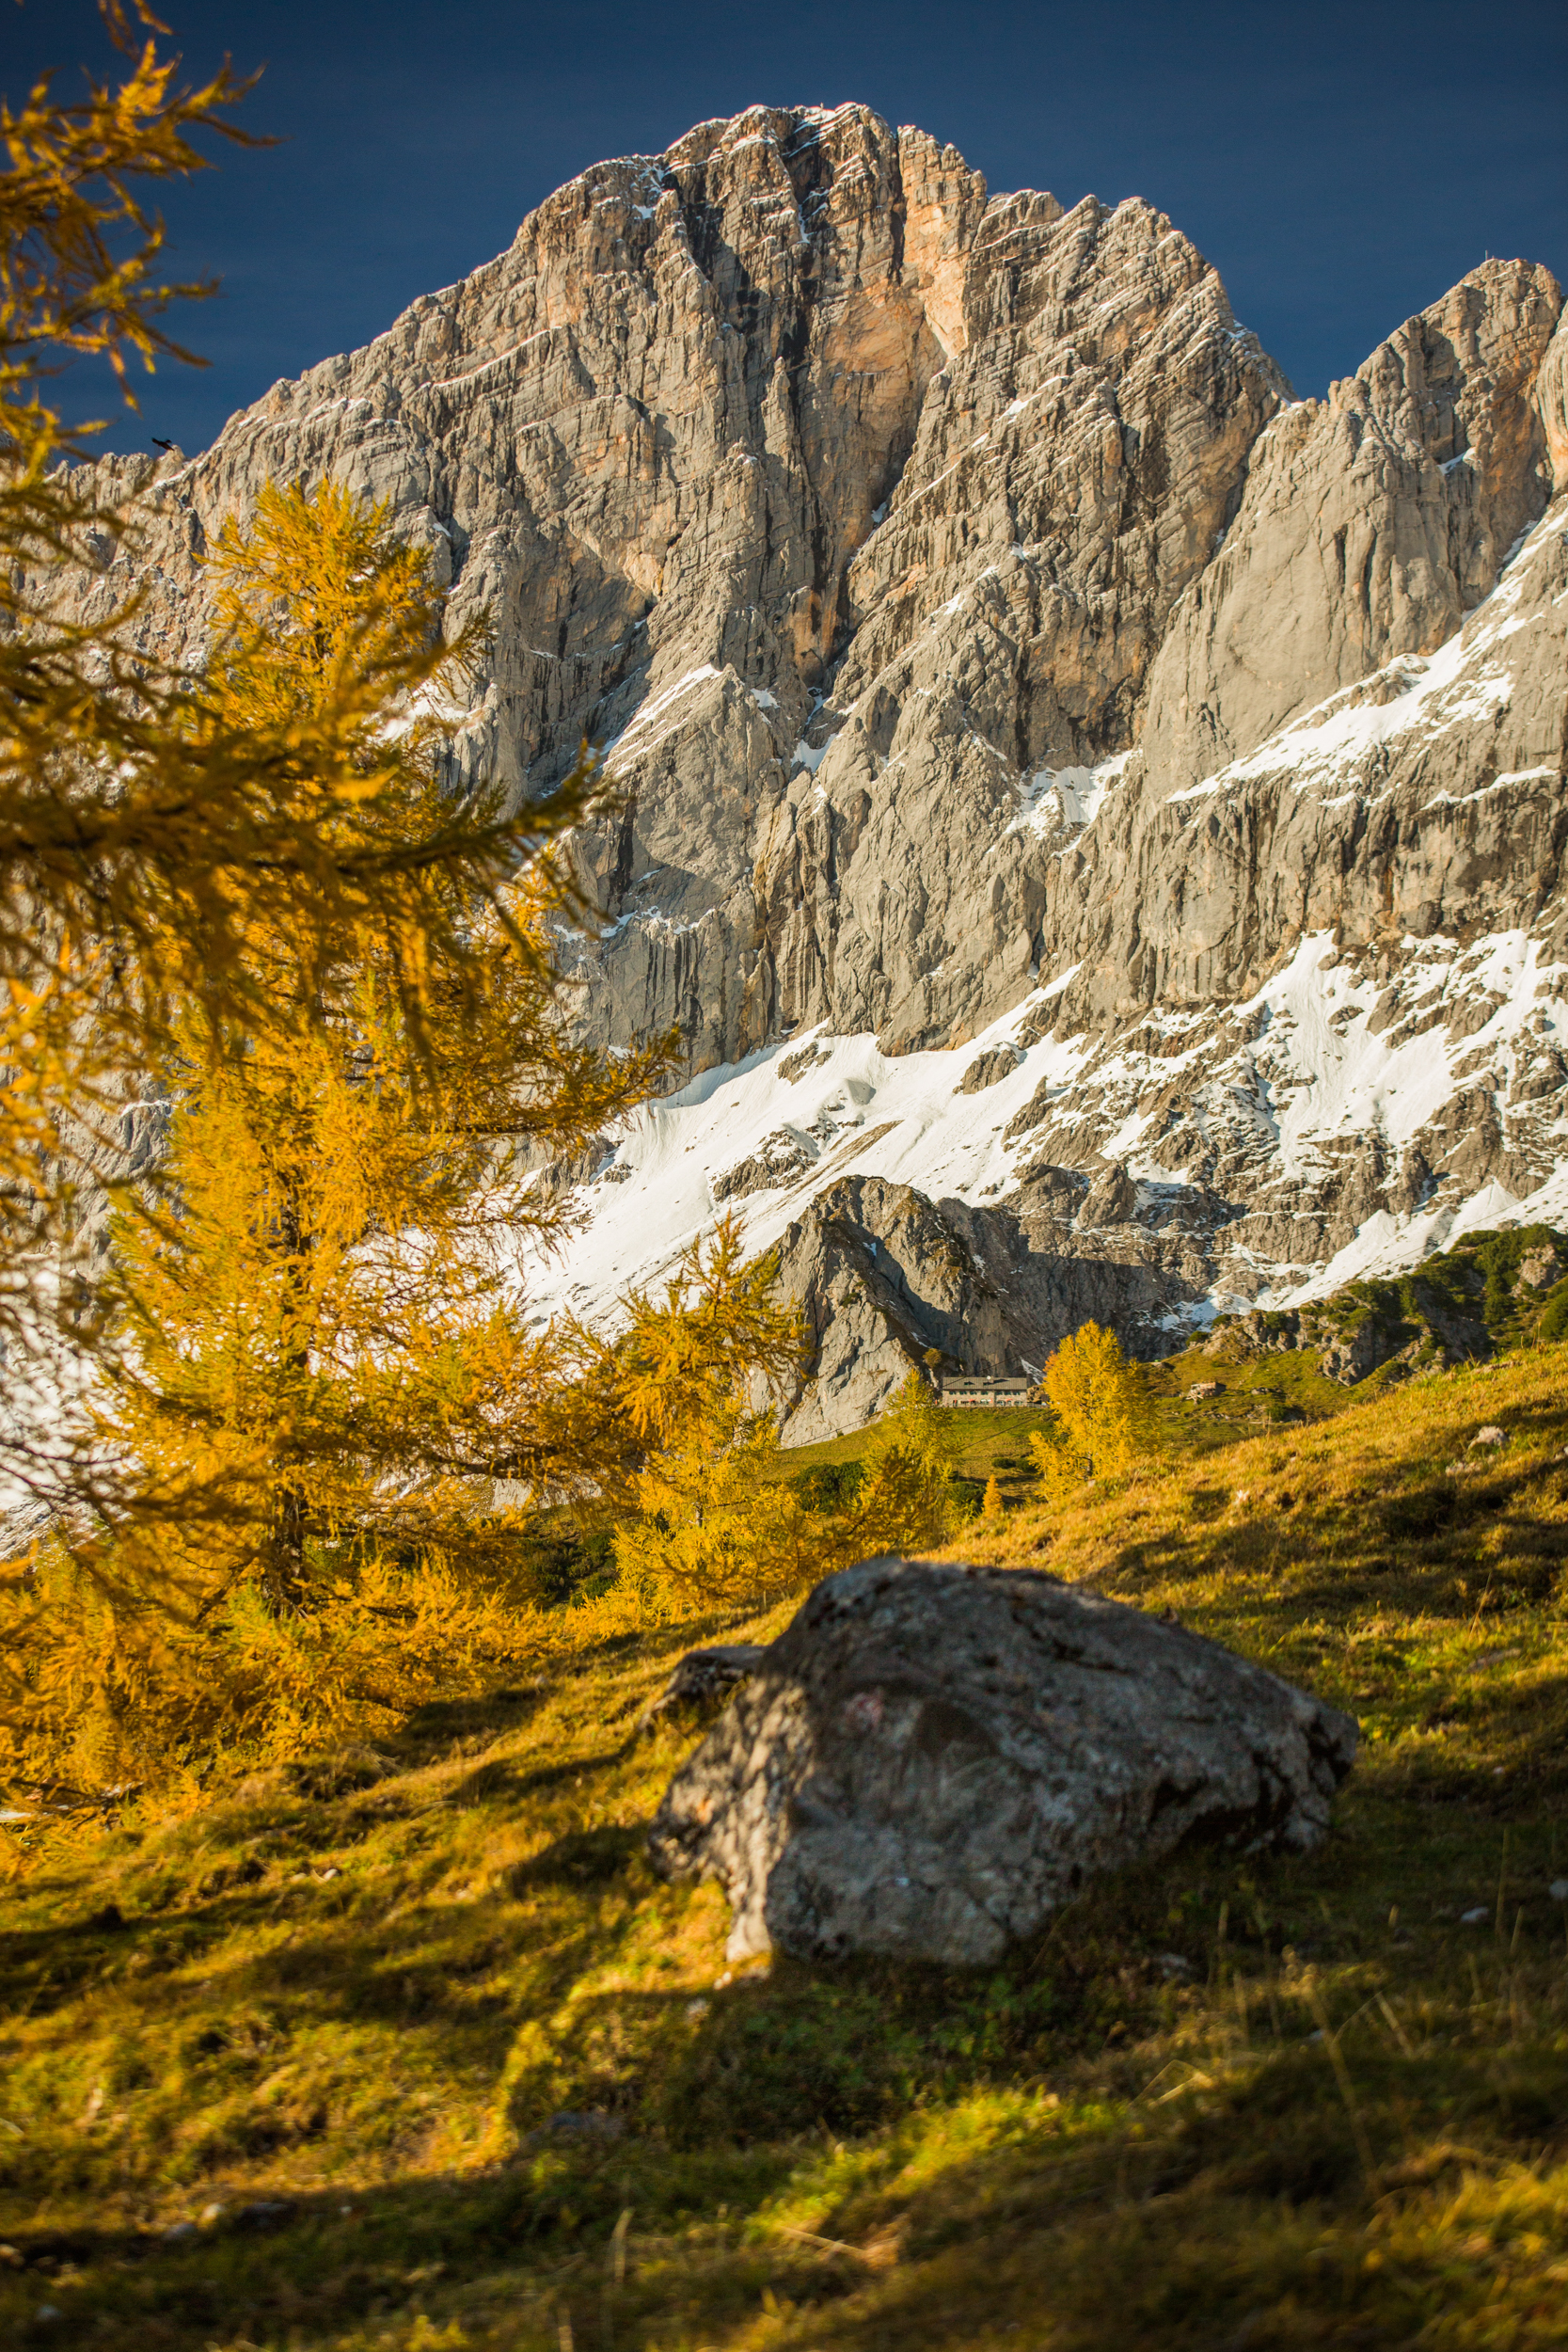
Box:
[849,1371,959,1555]
[1,487,798,1790]
[0,39,616,1486]
[612,1410,816,1619]
[4,1170,802,1785]
[1029,1320,1155,1503]
[982,1473,1004,1519]
[615,1364,961,1616]
[608,1214,802,1454]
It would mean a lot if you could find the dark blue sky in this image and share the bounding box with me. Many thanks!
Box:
[16,0,1567,457]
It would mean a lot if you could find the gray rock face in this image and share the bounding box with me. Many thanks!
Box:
[647,1556,1358,1965]
[959,1045,1022,1094]
[772,1176,1007,1442]
[57,103,1286,1074]
[769,1171,1188,1443]
[711,1128,816,1201]
[62,103,1568,1415]
[1138,261,1562,791]
[1080,1158,1137,1228]
[1319,1326,1387,1385]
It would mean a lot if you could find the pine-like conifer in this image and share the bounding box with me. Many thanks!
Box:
[0,485,698,1785]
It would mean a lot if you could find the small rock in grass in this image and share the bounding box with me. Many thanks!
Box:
[235,2201,292,2229]
[198,2203,226,2228]
[1470,1426,1507,1449]
[1156,1952,1192,1977]
[1461,1906,1491,1924]
[636,1645,767,1737]
[1186,1381,1222,1400]
[684,1997,710,2020]
[35,2307,62,2324]
[1549,1880,1568,1903]
[161,2221,198,2242]
[536,2110,623,2144]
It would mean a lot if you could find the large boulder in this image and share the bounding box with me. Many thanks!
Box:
[647,1558,1356,1966]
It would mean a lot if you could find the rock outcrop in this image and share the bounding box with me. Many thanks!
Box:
[55,102,1291,1066]
[1137,261,1562,791]
[771,1167,1207,1441]
[648,1556,1358,1966]
[634,1644,766,1738]
[68,103,1568,1431]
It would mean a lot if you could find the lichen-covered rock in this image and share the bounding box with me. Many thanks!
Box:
[647,1557,1358,1966]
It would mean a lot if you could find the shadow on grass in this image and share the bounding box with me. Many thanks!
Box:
[6,1901,1568,2352]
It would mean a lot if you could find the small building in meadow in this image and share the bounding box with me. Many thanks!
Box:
[938,1374,1034,1409]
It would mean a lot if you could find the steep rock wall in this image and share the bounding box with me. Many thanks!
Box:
[64,104,1568,1428]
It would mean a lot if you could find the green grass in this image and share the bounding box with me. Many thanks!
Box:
[4,1355,1568,2346]
[780,1406,1056,1510]
[1145,1337,1396,1446]
[777,1349,1381,1513]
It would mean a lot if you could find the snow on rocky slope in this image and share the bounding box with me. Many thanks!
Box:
[532,492,1568,1437]
[66,103,1568,1438]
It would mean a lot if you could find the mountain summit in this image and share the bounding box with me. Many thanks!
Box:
[92,103,1568,1433]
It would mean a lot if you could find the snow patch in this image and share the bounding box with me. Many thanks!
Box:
[1172,504,1568,809]
[1012,751,1132,839]
[603,665,721,771]
[516,1005,1093,1337]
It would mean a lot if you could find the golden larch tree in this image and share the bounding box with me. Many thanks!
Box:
[0,486,807,1788]
[0,10,610,1501]
[1029,1320,1156,1503]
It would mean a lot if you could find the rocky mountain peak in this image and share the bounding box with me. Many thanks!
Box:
[66,104,1568,1436]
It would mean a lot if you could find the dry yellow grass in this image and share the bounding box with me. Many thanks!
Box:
[2,1350,1566,2347]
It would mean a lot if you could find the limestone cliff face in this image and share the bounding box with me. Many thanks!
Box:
[84,103,1288,1069]
[1137,260,1562,789]
[79,103,1568,1428]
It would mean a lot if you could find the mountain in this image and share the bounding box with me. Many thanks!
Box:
[83,103,1568,1437]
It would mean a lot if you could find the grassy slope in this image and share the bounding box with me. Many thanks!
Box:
[780,1405,1058,1510]
[779,1350,1380,1506]
[4,1355,1568,2347]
